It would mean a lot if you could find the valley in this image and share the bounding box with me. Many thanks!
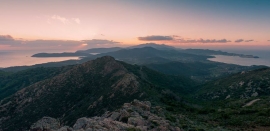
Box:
[0,44,269,131]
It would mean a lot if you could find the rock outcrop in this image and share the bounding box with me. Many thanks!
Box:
[30,117,61,131]
[30,100,181,131]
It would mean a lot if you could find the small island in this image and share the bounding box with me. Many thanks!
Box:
[32,52,91,57]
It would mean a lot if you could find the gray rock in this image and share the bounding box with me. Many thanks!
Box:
[128,117,145,126]
[30,100,181,131]
[58,126,73,131]
[119,109,130,121]
[109,112,120,120]
[73,117,90,130]
[30,117,61,131]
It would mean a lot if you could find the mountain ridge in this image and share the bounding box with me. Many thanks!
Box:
[0,56,194,130]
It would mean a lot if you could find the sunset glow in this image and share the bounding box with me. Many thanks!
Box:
[1,0,270,51]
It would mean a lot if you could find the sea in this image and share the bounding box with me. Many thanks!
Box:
[208,50,270,67]
[0,49,270,68]
[0,50,79,68]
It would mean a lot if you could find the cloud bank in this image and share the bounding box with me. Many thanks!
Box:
[137,35,259,44]
[235,39,254,43]
[245,40,254,42]
[138,35,232,43]
[138,35,174,41]
[0,35,14,41]
[235,39,244,43]
[82,39,120,45]
[178,38,231,43]
[0,35,120,50]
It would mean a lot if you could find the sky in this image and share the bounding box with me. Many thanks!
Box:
[1,0,270,51]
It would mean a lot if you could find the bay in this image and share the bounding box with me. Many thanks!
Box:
[0,51,79,68]
[208,50,270,67]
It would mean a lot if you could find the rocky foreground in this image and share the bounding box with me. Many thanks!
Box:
[30,100,181,131]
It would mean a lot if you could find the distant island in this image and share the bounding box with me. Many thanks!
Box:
[31,43,259,59]
[32,52,91,57]
[32,47,123,57]
[180,49,259,58]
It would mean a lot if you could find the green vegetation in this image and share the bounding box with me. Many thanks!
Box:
[0,56,196,130]
[179,48,259,58]
[0,67,72,100]
[196,67,270,100]
[96,47,210,65]
[0,50,269,131]
[146,61,264,82]
[184,68,270,130]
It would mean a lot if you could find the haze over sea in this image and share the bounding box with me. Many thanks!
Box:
[0,50,79,68]
[209,49,270,67]
[1,49,270,68]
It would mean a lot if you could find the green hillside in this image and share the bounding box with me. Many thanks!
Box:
[188,68,270,129]
[0,66,72,100]
[196,68,270,100]
[0,56,196,131]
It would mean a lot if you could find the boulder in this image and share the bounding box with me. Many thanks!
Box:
[30,100,181,131]
[30,117,61,131]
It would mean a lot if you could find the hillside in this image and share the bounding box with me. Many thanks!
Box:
[189,68,270,129]
[0,67,72,100]
[4,45,263,83]
[1,56,270,130]
[179,49,259,58]
[196,68,270,100]
[76,47,122,54]
[146,61,264,82]
[96,47,210,64]
[128,43,176,50]
[0,56,195,131]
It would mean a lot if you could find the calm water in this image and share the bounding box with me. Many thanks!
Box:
[1,50,270,68]
[208,50,270,67]
[0,51,79,68]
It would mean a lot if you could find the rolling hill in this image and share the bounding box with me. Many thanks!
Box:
[96,47,210,64]
[0,66,73,100]
[196,68,270,100]
[0,56,195,131]
[189,68,270,129]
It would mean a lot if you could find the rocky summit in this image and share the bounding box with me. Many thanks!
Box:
[30,100,181,131]
[0,56,191,131]
[0,56,142,130]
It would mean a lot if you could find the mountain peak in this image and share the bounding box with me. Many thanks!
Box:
[0,56,142,130]
[90,56,116,63]
[0,56,194,130]
[129,43,176,50]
